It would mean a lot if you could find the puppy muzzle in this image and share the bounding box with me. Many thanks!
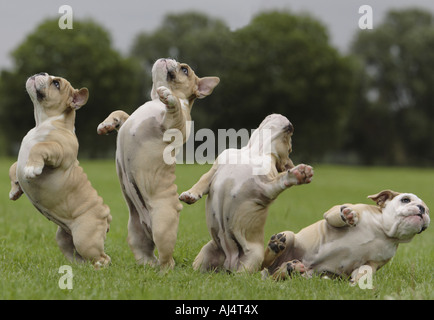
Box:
[284,122,294,134]
[28,72,49,101]
[416,205,429,233]
[152,58,178,87]
[418,214,429,233]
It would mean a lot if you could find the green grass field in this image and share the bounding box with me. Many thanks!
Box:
[0,158,433,300]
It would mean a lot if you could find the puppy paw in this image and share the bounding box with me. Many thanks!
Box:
[272,259,305,280]
[97,121,118,135]
[286,259,305,275]
[9,182,23,201]
[24,165,43,179]
[97,111,129,135]
[179,191,201,204]
[157,86,176,108]
[93,254,111,270]
[340,206,359,226]
[284,164,314,187]
[268,233,286,254]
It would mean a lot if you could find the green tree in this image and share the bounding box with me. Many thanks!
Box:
[219,11,356,162]
[130,11,356,162]
[348,8,434,165]
[0,18,143,157]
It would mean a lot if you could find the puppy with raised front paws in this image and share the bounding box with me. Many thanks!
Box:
[180,114,313,273]
[9,73,112,269]
[262,190,430,282]
[97,59,219,269]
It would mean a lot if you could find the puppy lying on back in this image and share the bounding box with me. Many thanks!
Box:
[180,114,314,273]
[9,73,112,269]
[262,190,430,282]
[97,58,220,269]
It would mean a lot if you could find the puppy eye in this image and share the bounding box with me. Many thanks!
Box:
[181,66,188,76]
[52,80,60,89]
[401,197,411,203]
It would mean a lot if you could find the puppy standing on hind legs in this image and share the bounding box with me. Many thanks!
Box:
[97,58,220,269]
[9,73,112,269]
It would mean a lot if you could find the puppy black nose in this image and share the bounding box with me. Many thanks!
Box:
[284,122,294,134]
[418,205,425,214]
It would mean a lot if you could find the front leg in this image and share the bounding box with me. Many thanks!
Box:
[158,86,179,109]
[179,163,218,204]
[9,162,23,200]
[24,142,63,179]
[158,86,185,131]
[324,204,359,228]
[265,164,314,199]
[97,110,129,135]
[283,164,314,187]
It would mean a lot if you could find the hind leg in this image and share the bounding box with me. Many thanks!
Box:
[262,231,305,280]
[262,231,295,269]
[193,240,226,272]
[71,217,111,269]
[56,227,85,263]
[127,205,157,266]
[151,202,180,269]
[237,241,264,273]
[271,259,305,280]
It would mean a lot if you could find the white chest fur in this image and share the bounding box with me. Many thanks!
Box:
[17,115,64,171]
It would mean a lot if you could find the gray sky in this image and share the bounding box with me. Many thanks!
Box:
[1,0,434,70]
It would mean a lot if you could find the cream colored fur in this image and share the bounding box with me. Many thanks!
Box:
[9,73,112,269]
[262,190,430,282]
[179,114,313,273]
[97,59,219,269]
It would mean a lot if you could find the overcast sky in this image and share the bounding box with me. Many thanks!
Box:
[1,0,434,70]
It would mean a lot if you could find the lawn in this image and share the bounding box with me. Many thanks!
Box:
[0,158,433,300]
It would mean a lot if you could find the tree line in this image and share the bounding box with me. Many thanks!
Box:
[1,8,433,166]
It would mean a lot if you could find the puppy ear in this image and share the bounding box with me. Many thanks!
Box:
[196,77,220,99]
[368,190,400,208]
[71,88,89,110]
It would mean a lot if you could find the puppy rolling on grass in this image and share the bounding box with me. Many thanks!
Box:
[179,114,314,273]
[262,190,430,283]
[9,73,112,269]
[97,58,220,269]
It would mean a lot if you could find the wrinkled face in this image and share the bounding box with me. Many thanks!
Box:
[26,72,88,121]
[150,58,219,103]
[381,192,430,241]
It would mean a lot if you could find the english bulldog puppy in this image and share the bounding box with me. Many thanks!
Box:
[97,59,219,269]
[179,114,314,273]
[9,73,112,269]
[262,190,430,282]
